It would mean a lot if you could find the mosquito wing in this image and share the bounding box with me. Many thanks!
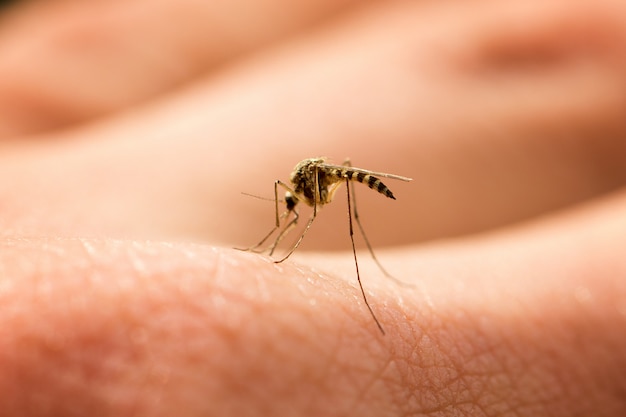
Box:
[320,163,413,182]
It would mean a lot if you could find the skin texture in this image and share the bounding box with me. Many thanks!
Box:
[0,0,625,415]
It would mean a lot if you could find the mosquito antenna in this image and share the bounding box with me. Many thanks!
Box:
[241,192,284,203]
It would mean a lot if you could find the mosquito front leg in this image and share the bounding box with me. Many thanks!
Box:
[268,209,299,256]
[236,180,295,253]
[259,180,299,254]
[275,165,320,263]
[233,222,278,253]
[345,177,385,335]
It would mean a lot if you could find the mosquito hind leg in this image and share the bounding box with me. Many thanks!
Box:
[345,177,385,335]
[342,159,412,287]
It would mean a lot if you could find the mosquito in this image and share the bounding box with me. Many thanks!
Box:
[239,157,412,334]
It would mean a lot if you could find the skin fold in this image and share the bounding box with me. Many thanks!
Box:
[0,0,625,415]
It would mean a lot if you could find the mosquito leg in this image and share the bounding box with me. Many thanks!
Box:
[274,211,314,263]
[342,159,389,274]
[268,209,299,256]
[234,229,275,252]
[346,177,385,335]
[234,222,279,252]
[342,159,412,287]
[274,166,320,263]
[235,180,296,253]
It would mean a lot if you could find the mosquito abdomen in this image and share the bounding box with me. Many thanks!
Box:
[330,168,396,200]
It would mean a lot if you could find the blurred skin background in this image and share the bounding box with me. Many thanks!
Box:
[0,0,625,416]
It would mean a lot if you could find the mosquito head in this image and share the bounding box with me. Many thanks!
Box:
[284,191,298,211]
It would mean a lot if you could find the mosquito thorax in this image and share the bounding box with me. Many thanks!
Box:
[290,158,324,206]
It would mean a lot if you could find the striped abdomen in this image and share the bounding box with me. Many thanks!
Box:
[329,168,396,200]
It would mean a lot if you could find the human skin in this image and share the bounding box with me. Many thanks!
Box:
[0,0,625,416]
